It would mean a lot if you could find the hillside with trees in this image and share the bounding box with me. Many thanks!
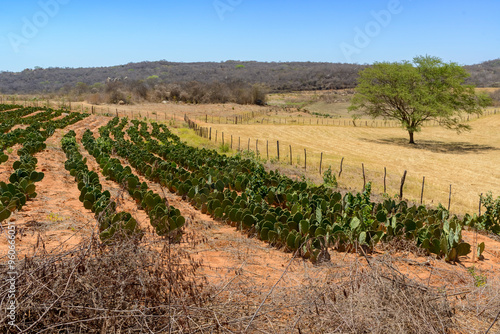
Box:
[0,59,498,105]
[465,59,500,87]
[0,61,364,94]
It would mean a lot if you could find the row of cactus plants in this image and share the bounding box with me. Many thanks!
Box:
[0,106,45,164]
[0,128,45,222]
[123,117,476,262]
[81,129,185,239]
[0,104,27,128]
[61,130,141,242]
[0,104,22,112]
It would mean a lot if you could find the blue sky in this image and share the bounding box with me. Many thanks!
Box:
[0,0,499,72]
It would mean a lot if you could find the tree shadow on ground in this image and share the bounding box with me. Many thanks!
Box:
[362,138,499,154]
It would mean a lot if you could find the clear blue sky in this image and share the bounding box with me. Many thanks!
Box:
[0,0,499,72]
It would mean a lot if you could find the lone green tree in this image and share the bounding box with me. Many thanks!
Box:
[349,56,491,144]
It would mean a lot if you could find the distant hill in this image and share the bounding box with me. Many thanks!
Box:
[0,61,364,94]
[465,59,500,87]
[0,59,498,94]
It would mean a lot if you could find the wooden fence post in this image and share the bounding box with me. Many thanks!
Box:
[319,152,323,175]
[479,193,482,215]
[399,170,407,200]
[289,145,292,165]
[420,176,425,204]
[383,167,387,193]
[304,149,307,170]
[339,157,344,178]
[362,163,366,190]
[256,139,259,156]
[277,141,280,161]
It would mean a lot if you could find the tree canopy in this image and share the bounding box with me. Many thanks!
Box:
[348,56,491,144]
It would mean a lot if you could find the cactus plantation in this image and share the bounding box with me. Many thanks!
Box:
[1,105,499,256]
[1,103,500,333]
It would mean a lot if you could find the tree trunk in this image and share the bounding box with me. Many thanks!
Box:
[408,131,415,144]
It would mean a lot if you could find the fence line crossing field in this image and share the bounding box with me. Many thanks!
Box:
[199,111,500,215]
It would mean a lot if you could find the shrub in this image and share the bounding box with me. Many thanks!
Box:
[251,84,267,105]
[219,143,230,153]
[489,89,500,106]
[323,166,338,187]
[468,266,487,287]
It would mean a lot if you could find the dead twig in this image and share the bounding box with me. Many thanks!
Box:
[485,308,500,334]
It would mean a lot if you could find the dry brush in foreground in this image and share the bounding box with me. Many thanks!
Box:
[1,231,499,333]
